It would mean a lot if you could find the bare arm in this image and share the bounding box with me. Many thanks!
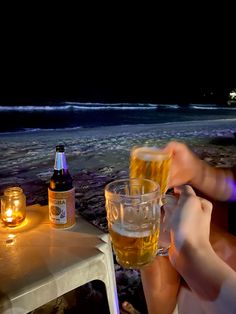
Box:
[192,160,235,201]
[169,185,236,314]
[210,223,236,271]
[172,240,236,314]
[140,256,180,314]
[164,141,236,201]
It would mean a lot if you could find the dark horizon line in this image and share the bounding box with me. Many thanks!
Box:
[0,87,233,105]
[0,99,231,106]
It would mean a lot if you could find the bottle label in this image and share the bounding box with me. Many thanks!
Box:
[48,188,75,226]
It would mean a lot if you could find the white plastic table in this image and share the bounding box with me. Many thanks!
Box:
[0,204,119,314]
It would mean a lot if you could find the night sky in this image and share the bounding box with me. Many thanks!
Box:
[1,2,236,106]
[0,26,235,106]
[0,63,233,106]
[0,47,234,106]
[0,83,233,106]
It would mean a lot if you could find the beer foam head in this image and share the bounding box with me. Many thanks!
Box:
[111,222,155,238]
[132,146,170,161]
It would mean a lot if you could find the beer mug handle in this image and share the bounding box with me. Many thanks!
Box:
[157,194,178,256]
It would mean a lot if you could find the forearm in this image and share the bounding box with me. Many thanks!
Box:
[191,160,235,201]
[210,224,236,271]
[140,256,180,314]
[173,244,236,314]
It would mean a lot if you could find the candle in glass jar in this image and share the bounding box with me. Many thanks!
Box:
[1,187,26,227]
[6,208,14,222]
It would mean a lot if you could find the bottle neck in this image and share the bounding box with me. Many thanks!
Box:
[54,152,68,170]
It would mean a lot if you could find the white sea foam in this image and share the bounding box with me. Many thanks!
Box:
[159,104,180,109]
[0,105,72,111]
[189,104,236,110]
[1,102,235,112]
[0,103,159,111]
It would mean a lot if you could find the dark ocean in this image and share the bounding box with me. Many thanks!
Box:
[1,102,236,134]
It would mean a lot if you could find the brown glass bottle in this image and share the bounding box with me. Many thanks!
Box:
[48,145,75,228]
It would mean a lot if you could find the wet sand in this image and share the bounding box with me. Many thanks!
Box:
[1,119,236,185]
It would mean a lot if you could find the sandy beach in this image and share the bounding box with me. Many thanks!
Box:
[1,119,236,183]
[1,119,236,313]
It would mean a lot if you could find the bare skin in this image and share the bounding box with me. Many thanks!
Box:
[120,301,141,314]
[140,256,180,314]
[169,185,236,314]
[123,142,236,314]
[164,141,235,201]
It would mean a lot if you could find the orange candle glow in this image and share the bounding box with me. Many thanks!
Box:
[1,187,26,227]
[6,208,14,222]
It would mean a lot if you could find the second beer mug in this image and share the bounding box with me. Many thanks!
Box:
[105,178,161,269]
[130,145,172,255]
[130,146,172,196]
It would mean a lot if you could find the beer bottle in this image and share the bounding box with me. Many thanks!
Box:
[48,144,75,228]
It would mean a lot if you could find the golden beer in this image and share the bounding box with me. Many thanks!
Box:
[109,224,159,268]
[130,146,172,195]
[105,178,160,269]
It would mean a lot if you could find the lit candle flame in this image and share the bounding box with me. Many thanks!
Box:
[6,208,13,222]
[6,209,13,217]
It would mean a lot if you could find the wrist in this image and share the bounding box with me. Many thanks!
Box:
[189,159,206,189]
[169,239,212,274]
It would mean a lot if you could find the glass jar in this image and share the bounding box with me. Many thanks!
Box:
[1,187,26,227]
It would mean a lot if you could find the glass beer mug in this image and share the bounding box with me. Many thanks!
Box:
[105,178,161,269]
[130,146,172,197]
[130,145,172,255]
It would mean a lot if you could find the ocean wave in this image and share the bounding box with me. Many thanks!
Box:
[65,102,181,110]
[3,103,235,112]
[1,103,234,112]
[189,104,236,110]
[0,126,83,135]
[0,103,159,111]
[64,101,158,107]
[0,105,72,111]
[158,104,180,109]
[72,105,157,110]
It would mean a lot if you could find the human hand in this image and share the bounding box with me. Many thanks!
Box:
[163,141,203,189]
[168,185,213,269]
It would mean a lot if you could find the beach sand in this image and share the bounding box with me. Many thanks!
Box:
[1,119,236,313]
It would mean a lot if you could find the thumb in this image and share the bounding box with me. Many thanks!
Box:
[200,198,213,217]
[174,185,196,197]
